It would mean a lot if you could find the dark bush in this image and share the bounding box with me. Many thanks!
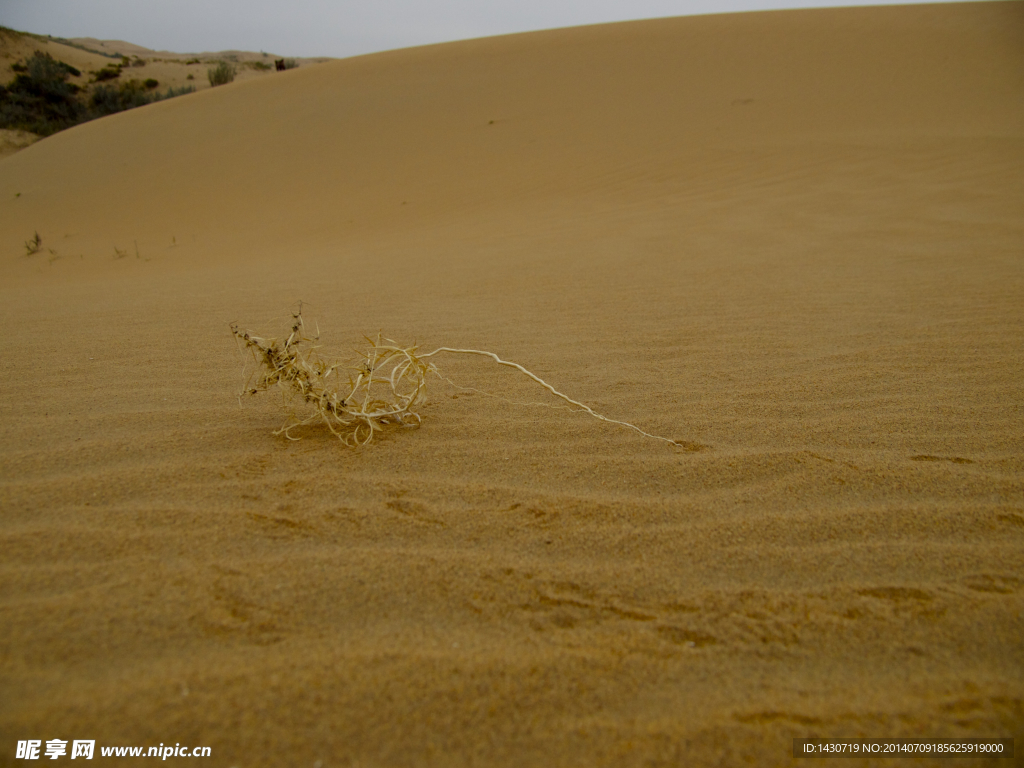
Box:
[92,64,121,82]
[89,81,153,116]
[10,56,79,78]
[0,51,196,138]
[90,81,196,116]
[0,51,86,135]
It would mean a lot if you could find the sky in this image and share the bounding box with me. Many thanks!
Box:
[0,0,1000,58]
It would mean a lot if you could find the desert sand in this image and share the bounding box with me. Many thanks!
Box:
[0,2,1022,765]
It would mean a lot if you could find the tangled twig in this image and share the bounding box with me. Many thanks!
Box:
[232,310,683,448]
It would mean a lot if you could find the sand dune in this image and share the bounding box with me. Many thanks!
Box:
[1,2,1022,765]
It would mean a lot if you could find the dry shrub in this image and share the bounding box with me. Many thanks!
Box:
[232,310,683,448]
[25,231,42,256]
[208,61,235,86]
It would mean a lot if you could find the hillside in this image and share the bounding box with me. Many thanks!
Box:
[0,25,330,156]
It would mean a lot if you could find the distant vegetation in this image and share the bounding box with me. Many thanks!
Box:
[91,62,123,82]
[0,51,86,135]
[0,50,195,137]
[90,81,195,117]
[207,61,236,86]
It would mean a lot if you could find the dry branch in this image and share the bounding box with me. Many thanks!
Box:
[232,310,684,448]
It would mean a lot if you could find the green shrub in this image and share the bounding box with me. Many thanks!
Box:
[92,64,121,82]
[0,50,196,138]
[19,50,81,83]
[12,58,79,77]
[207,61,235,86]
[281,58,298,70]
[0,51,86,135]
[154,84,195,100]
[90,80,194,116]
[90,81,153,116]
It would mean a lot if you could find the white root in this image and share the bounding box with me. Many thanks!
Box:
[232,312,683,448]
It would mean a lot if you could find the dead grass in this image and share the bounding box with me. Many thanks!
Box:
[24,231,41,255]
[232,309,685,448]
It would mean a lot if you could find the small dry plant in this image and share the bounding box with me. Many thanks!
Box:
[231,310,683,448]
[25,231,42,256]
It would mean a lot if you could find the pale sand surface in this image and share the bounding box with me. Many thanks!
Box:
[1,3,1022,766]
